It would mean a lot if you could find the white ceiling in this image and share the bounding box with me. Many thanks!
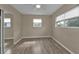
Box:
[11,4,63,15]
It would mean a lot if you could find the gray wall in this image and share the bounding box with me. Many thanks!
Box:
[22,15,52,38]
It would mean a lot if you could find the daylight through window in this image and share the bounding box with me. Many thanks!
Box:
[33,19,42,27]
[4,18,11,28]
[56,6,79,28]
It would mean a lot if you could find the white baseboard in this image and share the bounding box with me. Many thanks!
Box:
[14,37,22,45]
[22,36,51,39]
[51,36,74,54]
[5,37,13,40]
[14,36,51,45]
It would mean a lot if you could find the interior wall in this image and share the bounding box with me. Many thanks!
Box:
[22,15,52,38]
[0,4,22,43]
[51,4,79,53]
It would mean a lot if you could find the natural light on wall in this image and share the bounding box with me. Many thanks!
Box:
[56,6,79,28]
[33,19,42,27]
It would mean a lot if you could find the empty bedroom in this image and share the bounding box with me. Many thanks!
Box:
[0,4,79,54]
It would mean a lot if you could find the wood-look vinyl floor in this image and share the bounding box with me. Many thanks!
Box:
[5,38,70,54]
[4,39,13,53]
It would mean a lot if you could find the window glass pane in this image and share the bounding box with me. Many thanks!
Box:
[33,19,42,23]
[56,6,79,28]
[56,21,65,27]
[4,18,11,22]
[65,17,79,27]
[33,19,42,27]
[4,18,11,28]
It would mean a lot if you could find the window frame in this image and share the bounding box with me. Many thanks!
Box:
[4,17,11,28]
[55,6,79,28]
[33,18,42,28]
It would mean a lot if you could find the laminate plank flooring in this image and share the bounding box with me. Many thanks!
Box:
[4,39,13,53]
[5,38,70,54]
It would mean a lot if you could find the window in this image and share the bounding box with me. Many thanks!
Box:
[56,14,65,27]
[33,19,42,27]
[4,18,11,28]
[65,17,79,27]
[56,6,79,28]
